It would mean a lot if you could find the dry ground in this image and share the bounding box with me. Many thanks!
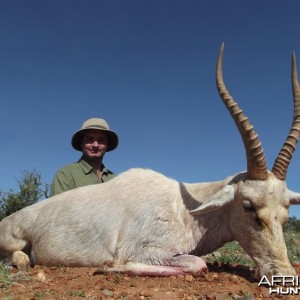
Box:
[1,263,300,300]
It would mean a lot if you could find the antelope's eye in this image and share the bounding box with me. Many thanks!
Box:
[242,200,256,212]
[242,201,263,226]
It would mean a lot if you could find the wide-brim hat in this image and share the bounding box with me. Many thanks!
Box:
[71,118,119,152]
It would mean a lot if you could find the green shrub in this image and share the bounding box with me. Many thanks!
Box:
[284,217,300,263]
[0,169,49,221]
[0,262,11,286]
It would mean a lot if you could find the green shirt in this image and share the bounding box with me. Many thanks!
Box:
[50,158,116,196]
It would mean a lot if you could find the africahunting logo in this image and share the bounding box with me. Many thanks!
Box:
[258,276,300,295]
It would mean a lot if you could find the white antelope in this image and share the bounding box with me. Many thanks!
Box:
[1,44,300,279]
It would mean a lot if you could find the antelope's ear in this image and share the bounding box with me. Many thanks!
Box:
[289,190,300,205]
[189,185,235,215]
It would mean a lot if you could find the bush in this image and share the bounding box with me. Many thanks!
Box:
[284,216,300,232]
[0,169,49,220]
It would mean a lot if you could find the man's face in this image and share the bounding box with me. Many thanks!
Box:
[81,130,108,160]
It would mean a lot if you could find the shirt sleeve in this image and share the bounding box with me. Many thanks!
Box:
[50,170,75,196]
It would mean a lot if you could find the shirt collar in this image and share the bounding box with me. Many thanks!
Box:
[78,157,108,175]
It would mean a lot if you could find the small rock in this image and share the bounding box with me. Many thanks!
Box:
[101,288,114,297]
[185,274,194,282]
[139,289,152,297]
[36,270,47,282]
[212,251,221,258]
[206,292,217,300]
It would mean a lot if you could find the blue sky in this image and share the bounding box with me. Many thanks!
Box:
[1,0,300,217]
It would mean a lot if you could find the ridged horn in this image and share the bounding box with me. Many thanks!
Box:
[216,43,268,180]
[272,52,300,180]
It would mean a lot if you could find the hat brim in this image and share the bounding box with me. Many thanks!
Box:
[71,128,119,152]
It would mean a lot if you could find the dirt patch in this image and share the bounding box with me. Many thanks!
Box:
[1,263,300,299]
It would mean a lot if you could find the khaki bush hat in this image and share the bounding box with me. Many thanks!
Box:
[71,118,119,152]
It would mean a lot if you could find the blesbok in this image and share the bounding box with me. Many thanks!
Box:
[1,44,300,280]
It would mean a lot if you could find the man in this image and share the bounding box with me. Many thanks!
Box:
[51,118,119,196]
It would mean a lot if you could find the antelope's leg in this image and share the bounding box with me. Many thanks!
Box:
[97,254,208,277]
[3,251,31,272]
